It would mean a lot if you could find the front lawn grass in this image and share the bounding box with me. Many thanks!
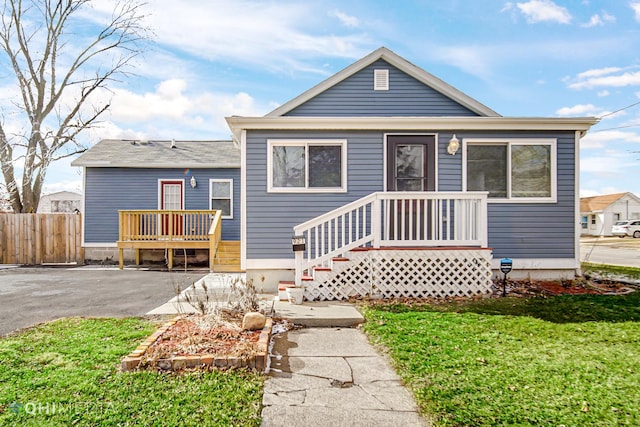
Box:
[363,292,640,426]
[0,317,263,426]
[582,261,640,281]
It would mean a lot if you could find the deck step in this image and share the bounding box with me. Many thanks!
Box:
[212,240,242,273]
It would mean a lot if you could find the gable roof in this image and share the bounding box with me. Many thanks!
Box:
[266,47,500,118]
[580,192,637,213]
[40,191,82,199]
[71,139,239,168]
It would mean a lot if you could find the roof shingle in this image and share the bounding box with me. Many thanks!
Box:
[71,139,239,168]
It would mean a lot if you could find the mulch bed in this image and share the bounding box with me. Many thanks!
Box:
[506,278,635,297]
[121,314,272,372]
[143,315,261,360]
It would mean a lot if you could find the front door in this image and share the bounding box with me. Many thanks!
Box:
[386,135,435,191]
[160,180,183,236]
[386,135,436,240]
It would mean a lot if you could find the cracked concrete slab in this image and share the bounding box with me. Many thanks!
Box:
[270,328,379,357]
[347,355,402,383]
[261,328,429,426]
[270,356,353,384]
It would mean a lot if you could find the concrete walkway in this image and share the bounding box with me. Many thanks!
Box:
[146,272,428,426]
[262,327,429,427]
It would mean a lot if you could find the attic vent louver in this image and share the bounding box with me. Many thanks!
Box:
[374,69,389,91]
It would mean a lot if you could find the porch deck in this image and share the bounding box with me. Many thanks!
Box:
[292,192,493,300]
[117,210,223,271]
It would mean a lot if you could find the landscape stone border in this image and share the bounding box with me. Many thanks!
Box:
[121,316,273,372]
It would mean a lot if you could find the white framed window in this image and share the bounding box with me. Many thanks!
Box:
[209,179,233,219]
[267,140,347,193]
[463,138,556,203]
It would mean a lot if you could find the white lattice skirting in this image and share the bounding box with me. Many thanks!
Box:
[305,248,493,301]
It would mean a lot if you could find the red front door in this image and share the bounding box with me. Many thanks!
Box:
[160,180,183,236]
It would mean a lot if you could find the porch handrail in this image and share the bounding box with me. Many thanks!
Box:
[293,192,488,285]
[208,210,223,269]
[118,210,219,242]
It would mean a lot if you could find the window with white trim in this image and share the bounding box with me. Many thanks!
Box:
[209,179,233,218]
[465,139,556,202]
[268,140,347,192]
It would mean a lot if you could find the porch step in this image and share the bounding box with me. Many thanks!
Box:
[278,281,295,301]
[212,240,242,273]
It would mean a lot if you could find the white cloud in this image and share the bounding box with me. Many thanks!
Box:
[329,9,360,28]
[516,0,572,24]
[577,67,622,79]
[597,90,610,97]
[84,79,271,140]
[556,104,600,116]
[631,2,640,22]
[580,130,640,149]
[581,156,619,175]
[581,12,616,27]
[568,67,640,89]
[77,1,373,77]
[556,104,624,119]
[139,1,370,76]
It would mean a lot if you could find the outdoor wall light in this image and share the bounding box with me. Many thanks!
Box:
[447,134,460,155]
[190,176,197,188]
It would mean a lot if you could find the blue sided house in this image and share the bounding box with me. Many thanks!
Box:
[72,139,241,271]
[75,47,597,299]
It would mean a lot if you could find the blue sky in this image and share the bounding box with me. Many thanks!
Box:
[21,0,640,198]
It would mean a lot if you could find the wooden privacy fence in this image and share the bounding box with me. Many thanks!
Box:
[0,213,83,265]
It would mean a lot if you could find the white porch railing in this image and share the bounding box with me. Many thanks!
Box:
[293,191,488,286]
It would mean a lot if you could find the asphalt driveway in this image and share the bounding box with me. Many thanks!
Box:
[580,236,640,267]
[0,266,204,336]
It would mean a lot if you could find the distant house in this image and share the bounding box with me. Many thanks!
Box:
[580,192,640,236]
[37,191,82,213]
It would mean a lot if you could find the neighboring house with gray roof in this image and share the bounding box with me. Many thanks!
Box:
[71,139,240,263]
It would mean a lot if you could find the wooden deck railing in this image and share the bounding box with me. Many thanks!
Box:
[117,210,222,270]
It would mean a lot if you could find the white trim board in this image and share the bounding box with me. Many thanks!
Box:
[83,243,118,248]
[490,258,579,270]
[245,258,578,272]
[245,259,296,270]
[240,130,248,271]
[225,116,598,145]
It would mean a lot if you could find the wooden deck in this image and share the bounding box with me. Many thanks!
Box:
[117,210,223,271]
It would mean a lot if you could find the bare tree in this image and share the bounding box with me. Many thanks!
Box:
[0,183,10,211]
[0,0,148,212]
